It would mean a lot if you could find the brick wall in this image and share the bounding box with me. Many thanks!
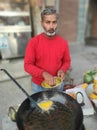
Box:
[58,0,79,42]
[91,2,97,37]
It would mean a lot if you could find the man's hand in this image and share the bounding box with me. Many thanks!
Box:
[57,70,66,81]
[42,72,56,86]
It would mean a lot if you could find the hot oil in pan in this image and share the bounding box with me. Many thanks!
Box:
[37,93,66,111]
[23,94,78,130]
[50,93,66,104]
[16,91,84,130]
[24,102,75,130]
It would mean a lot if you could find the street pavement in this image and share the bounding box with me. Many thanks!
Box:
[0,43,97,130]
[69,43,97,84]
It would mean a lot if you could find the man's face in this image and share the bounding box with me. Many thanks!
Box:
[41,14,57,37]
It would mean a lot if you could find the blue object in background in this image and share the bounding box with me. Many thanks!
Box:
[0,33,9,49]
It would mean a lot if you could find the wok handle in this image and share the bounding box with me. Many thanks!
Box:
[0,68,41,111]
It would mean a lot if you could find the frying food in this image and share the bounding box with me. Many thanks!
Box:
[38,100,53,111]
[42,77,62,88]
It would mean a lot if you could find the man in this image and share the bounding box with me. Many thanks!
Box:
[24,7,71,93]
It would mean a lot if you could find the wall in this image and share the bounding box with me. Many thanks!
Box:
[91,1,97,37]
[58,0,79,42]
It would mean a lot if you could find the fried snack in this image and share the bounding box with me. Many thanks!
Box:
[42,77,62,88]
[42,81,51,88]
[82,83,88,90]
[89,93,97,99]
[94,86,97,94]
[38,100,53,111]
[67,92,76,99]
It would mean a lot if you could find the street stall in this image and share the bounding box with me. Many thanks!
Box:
[1,69,85,130]
[1,68,97,130]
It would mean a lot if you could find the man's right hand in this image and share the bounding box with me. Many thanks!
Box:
[42,72,56,86]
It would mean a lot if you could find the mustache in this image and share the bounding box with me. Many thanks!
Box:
[46,31,56,36]
[48,29,55,32]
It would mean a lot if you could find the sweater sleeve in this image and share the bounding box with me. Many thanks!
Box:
[60,41,71,73]
[24,38,44,78]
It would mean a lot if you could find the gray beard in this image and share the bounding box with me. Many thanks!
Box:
[45,31,56,37]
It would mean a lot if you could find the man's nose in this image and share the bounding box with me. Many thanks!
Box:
[50,23,54,28]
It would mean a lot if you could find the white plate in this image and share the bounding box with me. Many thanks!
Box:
[66,87,95,115]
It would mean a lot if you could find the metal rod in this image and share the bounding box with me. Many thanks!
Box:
[0,68,41,111]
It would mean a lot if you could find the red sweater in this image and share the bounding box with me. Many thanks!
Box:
[24,33,71,85]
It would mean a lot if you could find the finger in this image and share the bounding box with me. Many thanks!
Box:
[50,78,56,86]
[61,74,65,81]
[57,72,61,77]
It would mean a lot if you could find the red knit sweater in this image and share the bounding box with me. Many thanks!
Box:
[24,33,71,85]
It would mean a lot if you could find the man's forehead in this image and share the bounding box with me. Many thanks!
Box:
[43,14,57,20]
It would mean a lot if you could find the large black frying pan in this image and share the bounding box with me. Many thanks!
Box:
[0,69,85,130]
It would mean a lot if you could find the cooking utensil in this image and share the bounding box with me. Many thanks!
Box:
[76,92,85,106]
[8,106,18,122]
[0,69,85,130]
[16,90,84,130]
[0,68,41,111]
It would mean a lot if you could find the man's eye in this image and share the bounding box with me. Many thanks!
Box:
[46,21,50,24]
[53,21,57,24]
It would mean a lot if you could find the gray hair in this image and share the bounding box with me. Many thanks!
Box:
[41,7,57,21]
